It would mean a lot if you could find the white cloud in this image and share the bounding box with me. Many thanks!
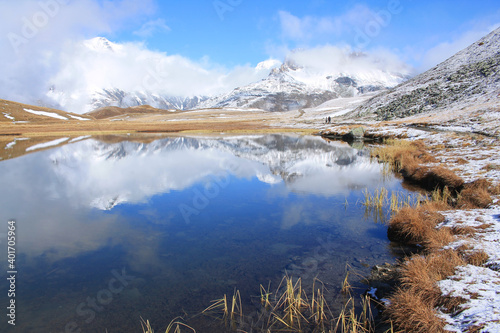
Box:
[133,18,171,38]
[287,45,413,79]
[0,1,413,114]
[45,38,276,113]
[278,5,380,42]
[0,0,154,107]
[419,24,500,71]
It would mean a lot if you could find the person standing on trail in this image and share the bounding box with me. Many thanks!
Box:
[328,116,331,123]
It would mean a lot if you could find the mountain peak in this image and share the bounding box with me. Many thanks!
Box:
[83,37,121,53]
[255,59,281,71]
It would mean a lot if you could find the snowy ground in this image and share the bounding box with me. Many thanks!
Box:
[308,103,500,332]
[438,207,500,332]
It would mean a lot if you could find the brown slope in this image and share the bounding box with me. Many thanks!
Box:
[87,105,175,119]
[0,99,94,123]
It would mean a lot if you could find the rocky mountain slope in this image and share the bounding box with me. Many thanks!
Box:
[199,57,410,112]
[89,89,207,112]
[352,27,500,122]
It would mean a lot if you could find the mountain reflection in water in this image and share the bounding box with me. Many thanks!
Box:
[0,134,407,332]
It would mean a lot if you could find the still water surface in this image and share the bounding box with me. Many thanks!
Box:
[0,134,411,332]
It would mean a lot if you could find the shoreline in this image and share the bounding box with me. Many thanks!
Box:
[2,104,499,331]
[320,123,500,332]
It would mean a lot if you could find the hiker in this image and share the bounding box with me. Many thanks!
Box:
[328,116,331,124]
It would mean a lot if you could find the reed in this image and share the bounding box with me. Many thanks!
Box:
[311,285,328,326]
[141,317,196,333]
[430,186,452,206]
[271,276,309,330]
[202,289,243,329]
[334,295,376,333]
[197,271,382,332]
[341,271,352,296]
[260,283,273,310]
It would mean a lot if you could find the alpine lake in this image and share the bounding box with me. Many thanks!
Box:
[0,134,418,332]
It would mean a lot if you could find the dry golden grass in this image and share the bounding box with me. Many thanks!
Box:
[387,203,446,247]
[483,163,500,171]
[385,287,446,333]
[456,178,494,208]
[458,187,493,209]
[475,223,494,231]
[371,140,466,192]
[466,250,490,266]
[455,158,469,165]
[437,295,468,314]
[141,317,196,333]
[386,250,465,333]
[451,225,476,236]
[0,98,318,140]
[424,227,455,251]
[371,139,433,175]
[400,250,465,293]
[411,166,465,192]
[456,246,490,266]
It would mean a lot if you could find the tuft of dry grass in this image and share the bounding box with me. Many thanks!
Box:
[464,250,489,266]
[424,227,454,251]
[386,250,465,333]
[475,223,494,231]
[490,183,500,195]
[482,163,500,171]
[385,287,447,333]
[437,295,468,314]
[451,225,476,236]
[411,166,465,192]
[399,251,465,295]
[373,140,464,192]
[387,203,446,247]
[371,139,434,173]
[457,179,494,208]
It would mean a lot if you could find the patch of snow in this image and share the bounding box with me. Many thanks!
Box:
[440,206,500,273]
[26,138,69,152]
[437,265,500,333]
[24,108,68,120]
[69,115,90,121]
[2,112,14,120]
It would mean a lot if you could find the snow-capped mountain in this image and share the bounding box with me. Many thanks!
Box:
[47,37,213,113]
[89,89,208,111]
[198,54,411,112]
[46,38,412,114]
[352,27,500,121]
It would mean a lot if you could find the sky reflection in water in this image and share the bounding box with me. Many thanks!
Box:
[0,134,407,332]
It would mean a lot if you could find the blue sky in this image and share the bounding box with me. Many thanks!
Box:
[110,0,500,69]
[0,0,499,110]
